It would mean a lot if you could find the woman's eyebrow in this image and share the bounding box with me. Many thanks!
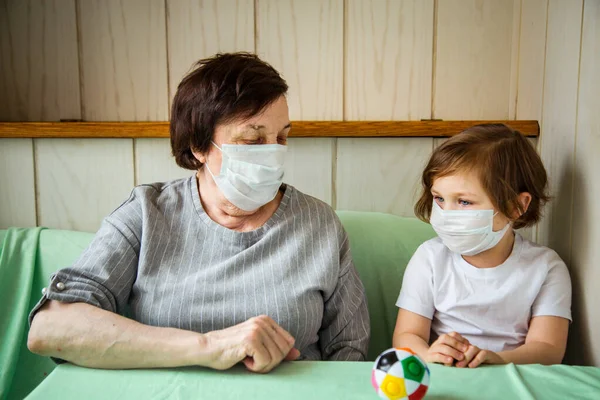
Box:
[231,129,264,141]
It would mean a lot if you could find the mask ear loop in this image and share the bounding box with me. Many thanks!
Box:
[205,141,223,179]
[211,141,223,151]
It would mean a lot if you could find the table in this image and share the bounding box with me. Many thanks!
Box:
[25,361,600,399]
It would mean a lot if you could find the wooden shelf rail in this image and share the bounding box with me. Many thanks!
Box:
[0,120,539,139]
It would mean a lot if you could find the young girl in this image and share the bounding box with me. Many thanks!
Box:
[393,124,572,368]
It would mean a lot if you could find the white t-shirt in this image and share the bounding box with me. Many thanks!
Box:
[396,233,572,352]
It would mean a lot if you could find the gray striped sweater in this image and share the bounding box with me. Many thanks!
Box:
[31,176,370,361]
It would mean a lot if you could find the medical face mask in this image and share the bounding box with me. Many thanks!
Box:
[430,200,511,256]
[205,142,287,211]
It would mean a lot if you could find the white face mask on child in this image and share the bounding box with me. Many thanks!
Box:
[205,142,287,211]
[430,200,511,256]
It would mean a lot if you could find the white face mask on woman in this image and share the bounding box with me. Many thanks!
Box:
[205,142,287,211]
[430,200,510,256]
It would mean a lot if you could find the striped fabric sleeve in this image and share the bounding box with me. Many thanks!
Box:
[318,228,370,361]
[29,217,140,323]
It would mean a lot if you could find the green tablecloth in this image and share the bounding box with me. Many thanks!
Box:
[26,361,600,399]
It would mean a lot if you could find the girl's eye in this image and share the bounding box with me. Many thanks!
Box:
[277,136,287,144]
[459,199,472,206]
[433,196,444,203]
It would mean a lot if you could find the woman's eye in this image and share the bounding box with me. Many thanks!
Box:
[459,199,472,206]
[434,196,444,203]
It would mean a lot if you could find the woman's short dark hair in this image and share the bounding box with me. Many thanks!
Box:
[170,52,288,170]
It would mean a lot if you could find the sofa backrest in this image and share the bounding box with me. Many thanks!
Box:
[336,211,436,360]
[1,229,93,400]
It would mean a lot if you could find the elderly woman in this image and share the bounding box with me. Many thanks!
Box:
[27,52,370,373]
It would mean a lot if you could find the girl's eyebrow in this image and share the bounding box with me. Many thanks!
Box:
[430,190,478,197]
[455,192,478,197]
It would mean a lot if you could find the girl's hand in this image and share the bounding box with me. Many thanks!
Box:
[425,332,470,366]
[456,344,505,368]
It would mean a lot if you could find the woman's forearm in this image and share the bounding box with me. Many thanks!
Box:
[28,300,209,369]
[497,341,565,365]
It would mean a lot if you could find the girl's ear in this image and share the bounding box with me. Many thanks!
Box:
[513,192,532,219]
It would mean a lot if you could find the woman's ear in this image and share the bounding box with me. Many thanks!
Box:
[191,149,207,164]
[513,192,532,219]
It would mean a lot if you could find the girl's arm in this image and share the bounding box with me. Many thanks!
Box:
[498,316,569,365]
[393,309,431,359]
[393,309,468,366]
[458,316,569,368]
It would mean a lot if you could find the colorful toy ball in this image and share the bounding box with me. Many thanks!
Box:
[371,348,430,400]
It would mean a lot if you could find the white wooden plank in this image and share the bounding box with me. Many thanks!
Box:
[284,138,333,205]
[336,138,432,217]
[516,0,548,120]
[0,139,36,228]
[508,0,522,120]
[434,0,515,119]
[256,0,343,120]
[135,139,193,185]
[166,0,254,104]
[345,0,433,120]
[339,1,433,216]
[536,0,583,264]
[570,0,600,367]
[0,0,80,121]
[35,139,134,233]
[78,0,168,120]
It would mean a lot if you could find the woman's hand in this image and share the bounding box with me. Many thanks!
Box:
[201,315,300,373]
[455,344,504,368]
[425,332,470,366]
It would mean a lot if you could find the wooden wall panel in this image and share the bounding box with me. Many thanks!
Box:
[434,0,515,119]
[256,0,343,120]
[135,138,192,185]
[536,0,583,263]
[569,0,600,367]
[336,138,432,216]
[0,0,80,121]
[284,138,334,205]
[256,0,342,204]
[0,139,36,228]
[339,0,434,216]
[166,0,254,104]
[345,0,433,120]
[515,0,548,121]
[35,139,134,233]
[0,0,79,230]
[78,0,168,121]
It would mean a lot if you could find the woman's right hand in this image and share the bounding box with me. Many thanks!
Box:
[201,315,300,373]
[424,332,470,366]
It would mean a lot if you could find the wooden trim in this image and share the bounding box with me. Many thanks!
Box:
[0,120,539,138]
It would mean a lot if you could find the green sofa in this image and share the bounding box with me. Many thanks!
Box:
[0,211,436,400]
